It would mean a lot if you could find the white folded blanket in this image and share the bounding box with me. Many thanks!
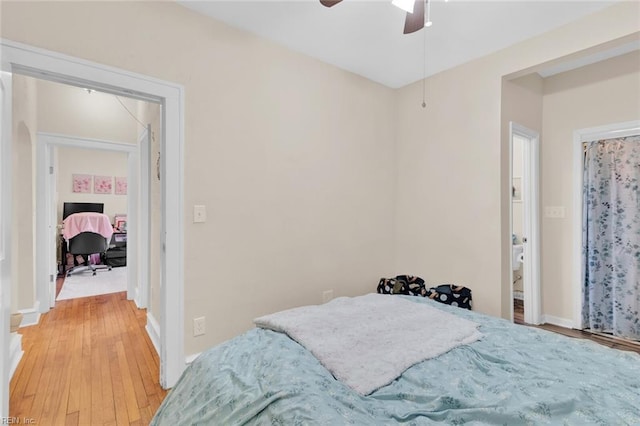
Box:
[254,293,482,395]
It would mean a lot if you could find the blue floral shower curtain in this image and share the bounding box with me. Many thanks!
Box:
[582,135,640,340]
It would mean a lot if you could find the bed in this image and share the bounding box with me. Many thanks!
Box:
[151,294,640,425]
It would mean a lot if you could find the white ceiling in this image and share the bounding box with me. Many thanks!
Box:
[179,1,623,88]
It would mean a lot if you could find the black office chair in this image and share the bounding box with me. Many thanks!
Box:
[66,232,112,276]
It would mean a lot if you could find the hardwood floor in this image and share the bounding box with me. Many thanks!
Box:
[513,298,640,355]
[513,298,524,324]
[10,279,167,425]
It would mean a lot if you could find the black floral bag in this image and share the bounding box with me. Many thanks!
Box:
[377,275,427,297]
[425,284,472,310]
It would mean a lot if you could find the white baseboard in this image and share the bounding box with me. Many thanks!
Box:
[185,352,201,366]
[9,332,24,379]
[133,287,139,308]
[146,313,160,356]
[18,301,41,327]
[147,314,198,367]
[541,314,575,329]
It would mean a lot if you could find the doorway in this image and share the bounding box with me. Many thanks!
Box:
[510,122,541,325]
[36,133,139,308]
[1,39,185,416]
[572,120,640,332]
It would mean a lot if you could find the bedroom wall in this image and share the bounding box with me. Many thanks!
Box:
[3,1,637,357]
[0,1,397,355]
[394,3,639,318]
[541,50,640,322]
[11,75,37,312]
[56,147,128,224]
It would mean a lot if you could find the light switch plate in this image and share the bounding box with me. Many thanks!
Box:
[193,205,206,223]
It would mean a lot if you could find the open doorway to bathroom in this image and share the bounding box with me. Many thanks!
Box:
[512,133,525,322]
[510,122,541,325]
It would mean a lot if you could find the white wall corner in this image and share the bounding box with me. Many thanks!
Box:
[541,314,575,329]
[133,288,142,310]
[185,352,201,366]
[17,301,40,328]
[9,333,23,379]
[145,312,160,356]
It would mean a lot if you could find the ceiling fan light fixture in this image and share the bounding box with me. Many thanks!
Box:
[392,0,415,14]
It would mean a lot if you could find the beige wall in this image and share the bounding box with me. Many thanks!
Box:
[56,147,128,224]
[394,62,503,316]
[395,3,638,318]
[2,1,638,355]
[37,79,138,144]
[1,1,397,355]
[11,75,37,312]
[541,50,640,321]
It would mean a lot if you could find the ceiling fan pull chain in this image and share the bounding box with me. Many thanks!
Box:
[422,4,427,109]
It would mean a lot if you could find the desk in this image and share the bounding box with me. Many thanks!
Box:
[105,232,127,267]
[109,232,127,248]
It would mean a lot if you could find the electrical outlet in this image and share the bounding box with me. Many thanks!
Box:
[193,316,205,336]
[322,290,334,303]
[544,206,565,218]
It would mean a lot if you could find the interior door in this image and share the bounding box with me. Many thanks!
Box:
[137,126,150,308]
[48,146,58,307]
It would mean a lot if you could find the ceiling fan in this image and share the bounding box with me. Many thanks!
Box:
[320,0,429,34]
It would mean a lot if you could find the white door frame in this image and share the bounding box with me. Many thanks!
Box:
[36,133,141,310]
[509,122,541,325]
[0,39,185,405]
[0,71,14,418]
[137,126,151,309]
[572,120,640,329]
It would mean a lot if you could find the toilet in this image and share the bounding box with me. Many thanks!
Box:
[512,245,524,271]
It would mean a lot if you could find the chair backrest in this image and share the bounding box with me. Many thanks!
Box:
[68,232,108,255]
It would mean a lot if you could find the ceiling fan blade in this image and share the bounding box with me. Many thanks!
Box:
[320,0,343,7]
[403,0,425,34]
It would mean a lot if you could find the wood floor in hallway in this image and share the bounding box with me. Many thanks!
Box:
[10,287,167,425]
[513,298,640,355]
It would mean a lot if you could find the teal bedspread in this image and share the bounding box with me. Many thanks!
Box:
[151,297,640,425]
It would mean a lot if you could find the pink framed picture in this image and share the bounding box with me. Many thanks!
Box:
[72,174,92,193]
[94,175,113,194]
[115,176,127,195]
[114,213,127,231]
